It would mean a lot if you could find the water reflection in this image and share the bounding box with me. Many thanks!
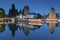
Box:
[8,24,18,37]
[16,20,42,36]
[0,24,6,32]
[0,20,59,37]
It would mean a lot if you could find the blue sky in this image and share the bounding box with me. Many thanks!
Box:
[0,0,60,15]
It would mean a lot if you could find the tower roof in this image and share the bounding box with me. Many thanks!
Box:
[24,5,30,9]
[50,7,55,11]
[12,4,15,9]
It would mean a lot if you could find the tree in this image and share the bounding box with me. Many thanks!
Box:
[0,8,6,18]
[35,13,43,19]
[7,4,18,17]
[17,10,22,16]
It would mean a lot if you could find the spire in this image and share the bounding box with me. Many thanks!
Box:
[50,7,55,14]
[12,4,15,9]
[50,7,55,11]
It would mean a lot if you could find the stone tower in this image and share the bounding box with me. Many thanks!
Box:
[23,5,30,14]
[49,7,56,19]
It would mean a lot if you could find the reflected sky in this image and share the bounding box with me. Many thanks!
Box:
[0,23,60,40]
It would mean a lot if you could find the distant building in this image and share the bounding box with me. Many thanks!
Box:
[16,5,43,19]
[16,12,36,19]
[25,13,36,19]
[16,6,36,19]
[23,5,30,14]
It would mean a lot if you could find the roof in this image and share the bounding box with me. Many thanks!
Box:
[24,5,30,9]
[27,12,36,15]
[50,7,55,11]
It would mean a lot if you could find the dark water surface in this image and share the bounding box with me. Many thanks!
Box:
[0,24,60,40]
